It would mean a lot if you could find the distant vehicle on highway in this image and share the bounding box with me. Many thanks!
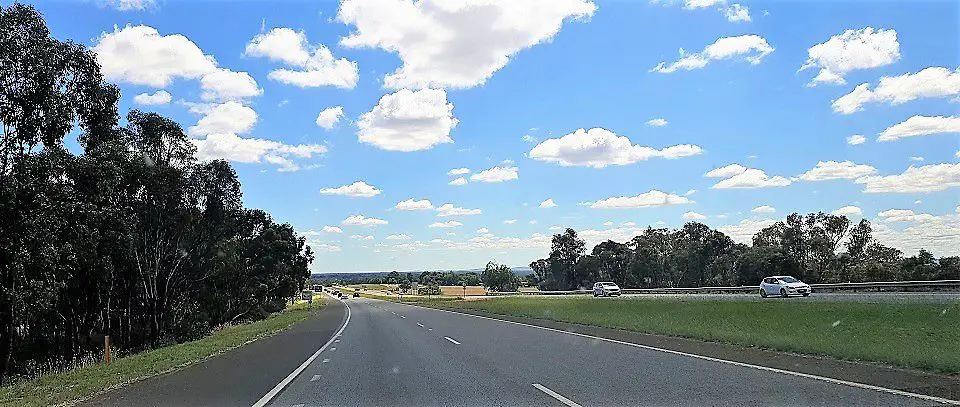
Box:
[593,282,621,297]
[353,292,360,298]
[760,276,811,298]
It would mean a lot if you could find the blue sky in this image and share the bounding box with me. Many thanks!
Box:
[17,0,960,273]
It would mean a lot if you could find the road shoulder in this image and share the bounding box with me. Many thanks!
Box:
[423,305,960,402]
[81,299,347,407]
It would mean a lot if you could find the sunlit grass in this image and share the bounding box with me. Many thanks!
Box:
[438,297,960,373]
[0,298,325,407]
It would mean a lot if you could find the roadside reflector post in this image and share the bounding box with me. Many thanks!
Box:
[104,335,111,365]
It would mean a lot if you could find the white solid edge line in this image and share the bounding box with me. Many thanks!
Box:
[252,295,351,407]
[393,301,960,406]
[532,383,583,407]
[443,336,461,345]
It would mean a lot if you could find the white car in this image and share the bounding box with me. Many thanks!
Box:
[759,276,811,298]
[593,282,621,297]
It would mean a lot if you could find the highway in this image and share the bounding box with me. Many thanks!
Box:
[261,296,937,406]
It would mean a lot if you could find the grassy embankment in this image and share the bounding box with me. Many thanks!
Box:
[432,296,960,373]
[0,297,325,407]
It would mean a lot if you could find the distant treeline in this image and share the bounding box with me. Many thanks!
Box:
[0,5,312,383]
[529,213,959,291]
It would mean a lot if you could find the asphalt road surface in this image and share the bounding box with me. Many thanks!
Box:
[262,297,939,407]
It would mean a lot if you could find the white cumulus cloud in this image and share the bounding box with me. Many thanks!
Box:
[752,205,776,214]
[877,115,960,142]
[320,181,382,197]
[429,220,463,228]
[539,198,557,208]
[528,128,701,168]
[245,27,358,88]
[832,205,863,217]
[855,163,960,193]
[470,166,518,183]
[682,211,707,220]
[337,0,596,89]
[589,190,692,209]
[799,160,877,181]
[92,25,216,87]
[800,27,899,86]
[449,177,468,186]
[187,101,258,136]
[847,134,866,145]
[341,214,388,227]
[199,69,262,101]
[133,90,172,105]
[315,106,344,130]
[191,133,326,172]
[437,204,481,217]
[447,168,471,176]
[321,226,343,234]
[357,88,457,152]
[705,164,790,189]
[646,118,669,127]
[832,67,960,114]
[651,35,773,74]
[395,199,434,211]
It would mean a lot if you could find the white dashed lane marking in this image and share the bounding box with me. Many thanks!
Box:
[532,383,582,407]
[417,323,424,327]
[444,336,461,345]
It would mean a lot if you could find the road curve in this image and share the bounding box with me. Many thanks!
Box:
[264,297,935,406]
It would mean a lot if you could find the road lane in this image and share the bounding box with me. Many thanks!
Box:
[268,297,935,406]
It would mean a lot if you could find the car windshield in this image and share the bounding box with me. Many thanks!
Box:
[4,1,956,406]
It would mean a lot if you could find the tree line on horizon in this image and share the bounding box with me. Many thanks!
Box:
[528,213,959,291]
[0,5,313,383]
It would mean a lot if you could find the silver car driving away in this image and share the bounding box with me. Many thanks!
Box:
[760,276,811,298]
[593,282,621,297]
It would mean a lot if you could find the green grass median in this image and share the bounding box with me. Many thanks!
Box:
[438,296,960,374]
[0,298,325,407]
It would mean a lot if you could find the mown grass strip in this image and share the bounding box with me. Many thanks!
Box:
[438,297,960,373]
[0,299,325,407]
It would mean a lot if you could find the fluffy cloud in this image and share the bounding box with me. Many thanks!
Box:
[395,199,434,211]
[437,204,481,217]
[752,205,776,214]
[321,226,343,234]
[800,27,899,86]
[449,177,468,186]
[682,211,707,220]
[646,118,669,127]
[429,220,463,228]
[191,133,326,172]
[315,106,344,130]
[705,164,790,189]
[832,67,960,113]
[199,69,261,101]
[357,88,458,152]
[799,160,876,181]
[187,101,258,136]
[337,0,596,89]
[716,218,777,244]
[872,213,960,256]
[245,28,358,88]
[386,234,412,240]
[846,135,866,145]
[539,198,557,208]
[93,25,259,102]
[528,128,701,168]
[856,163,960,193]
[320,181,382,197]
[503,219,518,224]
[106,0,156,11]
[877,209,938,223]
[877,116,960,142]
[311,243,342,252]
[832,205,863,217]
[589,190,692,209]
[341,214,388,227]
[350,234,374,240]
[660,0,751,23]
[651,35,773,73]
[470,166,518,183]
[447,168,471,176]
[133,90,172,105]
[92,25,216,87]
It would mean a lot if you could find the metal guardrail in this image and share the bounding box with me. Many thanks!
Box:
[486,280,960,296]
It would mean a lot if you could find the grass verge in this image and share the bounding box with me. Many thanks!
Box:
[0,298,325,407]
[435,296,960,374]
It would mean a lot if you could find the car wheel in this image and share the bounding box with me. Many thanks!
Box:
[760,288,767,298]
[593,292,598,297]
[780,288,787,298]
[802,293,810,297]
